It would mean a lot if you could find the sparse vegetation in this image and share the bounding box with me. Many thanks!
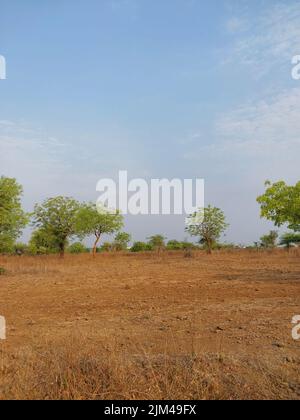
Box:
[0,251,299,400]
[280,233,300,250]
[76,203,123,257]
[186,206,229,254]
[260,231,279,249]
[1,177,300,400]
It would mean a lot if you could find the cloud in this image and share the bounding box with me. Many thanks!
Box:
[184,88,300,181]
[224,2,300,76]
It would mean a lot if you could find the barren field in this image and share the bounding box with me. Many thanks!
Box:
[0,250,299,400]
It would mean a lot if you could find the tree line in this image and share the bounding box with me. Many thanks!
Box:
[0,176,299,257]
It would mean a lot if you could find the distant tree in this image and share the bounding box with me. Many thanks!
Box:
[260,231,278,249]
[76,203,123,257]
[167,240,183,250]
[257,181,300,232]
[166,240,197,251]
[147,235,166,253]
[32,197,81,257]
[113,232,131,251]
[280,233,300,250]
[100,242,114,252]
[67,242,88,254]
[0,177,28,252]
[186,205,228,254]
[131,242,153,253]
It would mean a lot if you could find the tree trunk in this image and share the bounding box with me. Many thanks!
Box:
[207,239,213,255]
[93,235,101,257]
[59,243,65,258]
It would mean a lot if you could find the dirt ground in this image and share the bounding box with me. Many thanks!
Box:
[0,250,299,400]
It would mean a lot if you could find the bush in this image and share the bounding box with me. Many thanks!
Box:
[67,243,88,254]
[167,240,183,250]
[99,242,114,252]
[113,232,131,251]
[131,242,153,253]
[14,243,29,255]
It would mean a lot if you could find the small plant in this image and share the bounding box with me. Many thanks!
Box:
[0,267,6,276]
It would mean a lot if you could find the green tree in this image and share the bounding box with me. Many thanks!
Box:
[147,235,166,253]
[29,228,58,255]
[260,230,278,249]
[67,242,88,254]
[257,181,300,232]
[0,177,28,252]
[280,233,300,250]
[167,240,183,250]
[32,197,81,257]
[131,241,153,253]
[76,203,123,257]
[186,205,228,254]
[114,232,131,251]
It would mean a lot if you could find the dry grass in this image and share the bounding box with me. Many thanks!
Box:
[1,335,298,400]
[0,250,299,400]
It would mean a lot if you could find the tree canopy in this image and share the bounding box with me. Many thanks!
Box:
[32,196,81,257]
[186,205,228,254]
[257,181,300,232]
[76,203,123,256]
[0,176,28,252]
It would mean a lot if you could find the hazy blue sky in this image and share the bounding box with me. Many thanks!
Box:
[1,0,299,244]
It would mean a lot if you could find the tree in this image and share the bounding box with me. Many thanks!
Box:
[29,228,58,255]
[167,240,183,250]
[113,232,131,251]
[257,181,300,232]
[260,230,278,249]
[0,177,28,252]
[76,203,123,257]
[131,242,153,253]
[280,233,300,250]
[186,205,228,254]
[67,242,88,254]
[32,197,81,257]
[147,235,166,253]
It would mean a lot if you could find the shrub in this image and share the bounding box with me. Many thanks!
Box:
[14,243,29,255]
[167,240,183,250]
[67,243,88,254]
[131,242,153,253]
[100,242,114,252]
[113,232,131,251]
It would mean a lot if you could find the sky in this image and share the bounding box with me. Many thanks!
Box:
[0,0,299,245]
